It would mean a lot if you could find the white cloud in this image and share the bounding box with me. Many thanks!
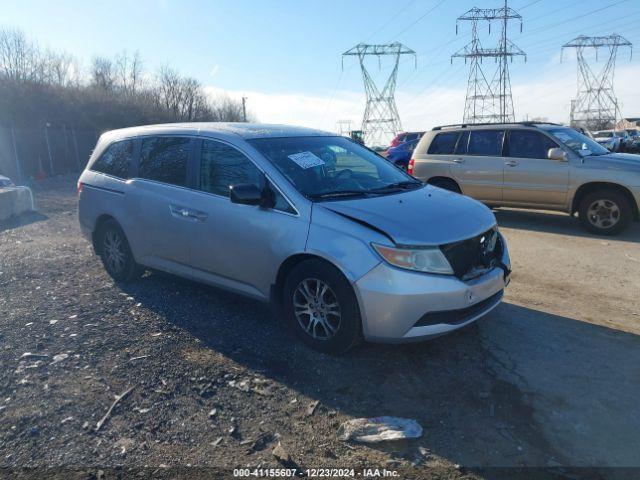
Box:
[204,62,640,139]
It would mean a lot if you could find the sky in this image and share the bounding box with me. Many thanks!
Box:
[2,0,640,133]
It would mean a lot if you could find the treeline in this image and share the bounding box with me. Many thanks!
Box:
[0,27,247,131]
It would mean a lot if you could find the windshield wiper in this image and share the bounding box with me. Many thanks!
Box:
[307,190,372,200]
[368,180,423,192]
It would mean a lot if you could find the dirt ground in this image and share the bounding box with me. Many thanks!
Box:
[1,175,639,480]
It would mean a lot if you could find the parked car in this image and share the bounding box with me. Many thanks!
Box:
[0,175,14,187]
[78,123,511,353]
[385,138,419,169]
[410,122,640,235]
[390,131,424,148]
[593,130,622,152]
[625,129,640,152]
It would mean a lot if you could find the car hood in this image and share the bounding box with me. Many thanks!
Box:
[582,152,640,172]
[319,185,496,246]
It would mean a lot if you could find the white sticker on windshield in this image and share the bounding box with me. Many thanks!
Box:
[287,151,325,169]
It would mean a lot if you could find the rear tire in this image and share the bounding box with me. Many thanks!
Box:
[282,259,362,354]
[97,219,144,282]
[428,178,461,194]
[578,189,632,236]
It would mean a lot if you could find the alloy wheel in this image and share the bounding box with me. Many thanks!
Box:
[103,229,126,274]
[293,278,342,340]
[587,199,620,230]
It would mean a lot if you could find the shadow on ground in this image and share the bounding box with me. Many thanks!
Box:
[0,211,48,233]
[494,208,640,242]
[120,271,640,471]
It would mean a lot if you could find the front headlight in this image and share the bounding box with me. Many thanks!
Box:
[372,243,454,275]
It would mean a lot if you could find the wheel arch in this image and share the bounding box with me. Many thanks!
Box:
[271,253,351,312]
[572,182,639,220]
[427,176,462,193]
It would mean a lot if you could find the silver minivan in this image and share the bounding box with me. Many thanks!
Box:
[78,123,511,353]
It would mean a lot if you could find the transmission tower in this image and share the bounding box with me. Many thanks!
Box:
[452,0,526,124]
[561,34,633,131]
[342,43,416,146]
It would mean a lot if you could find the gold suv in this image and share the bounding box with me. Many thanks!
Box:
[410,122,640,235]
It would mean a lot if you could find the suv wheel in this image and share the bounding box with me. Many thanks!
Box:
[98,219,143,282]
[578,190,632,235]
[282,259,362,354]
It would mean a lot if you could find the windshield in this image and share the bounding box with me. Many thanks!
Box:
[248,136,422,200]
[545,127,609,156]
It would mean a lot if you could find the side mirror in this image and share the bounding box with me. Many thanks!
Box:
[230,183,263,206]
[547,148,567,161]
[229,182,276,208]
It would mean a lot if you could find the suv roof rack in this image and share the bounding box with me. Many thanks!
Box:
[432,121,561,131]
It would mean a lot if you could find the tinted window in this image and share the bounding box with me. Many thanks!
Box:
[200,140,295,213]
[428,132,460,154]
[508,130,558,159]
[139,137,190,187]
[92,140,133,178]
[455,131,469,154]
[467,130,505,156]
[200,140,262,197]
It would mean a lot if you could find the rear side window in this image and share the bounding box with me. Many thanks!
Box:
[467,130,505,156]
[139,137,191,187]
[508,130,559,159]
[91,140,133,179]
[428,132,460,154]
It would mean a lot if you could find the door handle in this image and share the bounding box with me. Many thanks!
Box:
[170,205,207,222]
[505,160,518,167]
[453,157,465,163]
[188,211,208,222]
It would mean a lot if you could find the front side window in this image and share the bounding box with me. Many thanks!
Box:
[428,132,460,155]
[545,127,609,156]
[200,139,295,213]
[200,140,262,197]
[467,130,505,157]
[508,130,558,159]
[92,140,133,179]
[139,137,190,187]
[248,136,421,200]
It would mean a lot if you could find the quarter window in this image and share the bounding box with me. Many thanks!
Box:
[508,130,559,159]
[92,140,133,179]
[427,132,460,155]
[467,130,505,156]
[139,137,190,187]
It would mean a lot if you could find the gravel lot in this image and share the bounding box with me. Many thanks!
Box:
[1,175,639,479]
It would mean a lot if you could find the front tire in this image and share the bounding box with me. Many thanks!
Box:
[97,219,143,282]
[578,189,632,235]
[282,259,362,354]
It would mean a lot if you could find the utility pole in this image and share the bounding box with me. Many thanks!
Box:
[241,96,248,122]
[342,42,416,146]
[452,1,526,124]
[561,34,632,131]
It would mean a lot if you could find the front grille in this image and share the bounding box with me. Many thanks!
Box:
[414,290,503,327]
[440,228,503,280]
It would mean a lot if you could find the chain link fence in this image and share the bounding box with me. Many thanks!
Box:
[0,124,98,184]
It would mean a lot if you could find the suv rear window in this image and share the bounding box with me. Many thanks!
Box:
[91,140,134,179]
[139,136,191,187]
[427,132,459,154]
[467,130,505,156]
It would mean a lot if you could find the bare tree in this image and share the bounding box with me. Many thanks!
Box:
[115,50,143,95]
[90,56,115,92]
[0,27,39,82]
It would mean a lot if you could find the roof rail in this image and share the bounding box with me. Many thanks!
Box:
[432,121,561,131]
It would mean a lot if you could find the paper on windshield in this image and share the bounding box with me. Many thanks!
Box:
[287,151,325,169]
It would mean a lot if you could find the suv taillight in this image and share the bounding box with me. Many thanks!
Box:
[77,181,83,195]
[408,158,415,175]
